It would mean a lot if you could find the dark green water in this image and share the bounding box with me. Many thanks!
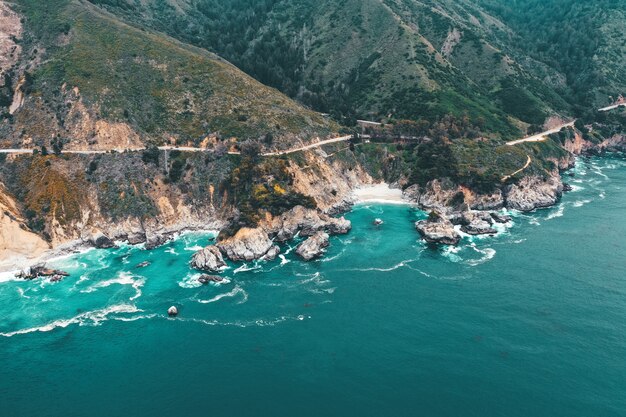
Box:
[1,156,625,417]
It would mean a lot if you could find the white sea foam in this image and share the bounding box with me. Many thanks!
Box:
[572,199,592,208]
[0,304,140,337]
[184,245,204,252]
[176,314,310,328]
[441,246,462,263]
[179,273,203,289]
[546,204,565,220]
[467,245,496,266]
[342,259,416,272]
[195,285,248,304]
[234,263,262,274]
[0,271,20,283]
[82,271,145,301]
[278,255,290,265]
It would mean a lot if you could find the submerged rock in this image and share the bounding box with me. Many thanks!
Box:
[296,231,330,261]
[49,275,65,283]
[217,227,278,262]
[415,214,460,245]
[373,218,384,226]
[135,261,150,268]
[190,245,227,272]
[167,306,178,316]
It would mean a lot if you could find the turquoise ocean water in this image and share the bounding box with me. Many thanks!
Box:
[1,156,625,417]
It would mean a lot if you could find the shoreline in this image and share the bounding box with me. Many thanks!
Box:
[0,227,221,278]
[353,183,411,205]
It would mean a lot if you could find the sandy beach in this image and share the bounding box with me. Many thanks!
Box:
[353,183,409,205]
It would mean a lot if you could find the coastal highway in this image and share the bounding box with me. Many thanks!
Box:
[505,121,575,146]
[598,102,625,112]
[0,135,355,156]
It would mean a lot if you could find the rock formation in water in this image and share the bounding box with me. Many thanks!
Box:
[190,245,227,272]
[458,212,497,236]
[296,231,330,261]
[16,264,69,280]
[217,227,280,262]
[415,213,461,245]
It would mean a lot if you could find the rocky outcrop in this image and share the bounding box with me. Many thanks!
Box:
[296,231,329,261]
[89,232,116,249]
[415,214,460,245]
[17,264,69,280]
[198,275,225,284]
[265,205,351,242]
[460,212,497,236]
[404,179,466,213]
[504,172,563,212]
[145,232,169,250]
[217,227,279,262]
[490,212,512,224]
[190,245,227,272]
[448,211,499,235]
[467,189,504,211]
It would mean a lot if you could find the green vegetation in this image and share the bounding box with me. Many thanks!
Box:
[223,142,316,229]
[14,0,337,146]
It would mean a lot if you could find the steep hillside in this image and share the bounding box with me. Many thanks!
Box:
[0,0,338,151]
[91,0,597,138]
[479,0,626,114]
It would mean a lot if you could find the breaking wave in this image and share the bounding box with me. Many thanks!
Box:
[0,304,140,337]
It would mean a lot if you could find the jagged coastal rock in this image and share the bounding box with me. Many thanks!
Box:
[190,245,227,272]
[217,227,279,262]
[459,212,497,236]
[198,275,225,284]
[415,214,461,245]
[89,232,116,249]
[296,231,330,261]
[490,212,512,224]
[504,173,563,212]
[266,205,351,242]
[16,264,70,280]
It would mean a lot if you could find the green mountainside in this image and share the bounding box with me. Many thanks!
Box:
[85,0,624,139]
[1,0,337,149]
[0,0,624,249]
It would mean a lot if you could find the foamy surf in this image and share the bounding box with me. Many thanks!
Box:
[195,285,248,304]
[82,271,145,301]
[0,304,140,337]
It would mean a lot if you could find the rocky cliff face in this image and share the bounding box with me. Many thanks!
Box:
[0,183,50,271]
[503,171,564,212]
[288,150,372,213]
